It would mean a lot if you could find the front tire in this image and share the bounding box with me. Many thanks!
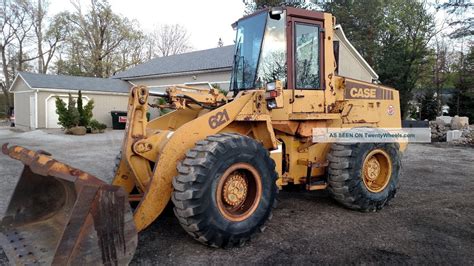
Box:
[172,133,277,247]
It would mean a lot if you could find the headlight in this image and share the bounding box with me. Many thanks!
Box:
[266,82,276,91]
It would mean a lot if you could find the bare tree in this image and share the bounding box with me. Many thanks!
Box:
[147,24,191,58]
[12,0,37,72]
[29,0,64,74]
[109,28,146,75]
[1,0,28,112]
[54,0,146,77]
[39,12,69,73]
[33,0,45,72]
[437,0,473,39]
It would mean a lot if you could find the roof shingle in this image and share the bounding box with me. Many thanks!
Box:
[17,72,132,93]
[112,45,234,79]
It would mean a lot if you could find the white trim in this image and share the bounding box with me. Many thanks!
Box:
[9,73,33,92]
[118,67,232,81]
[44,93,90,128]
[35,88,129,96]
[29,94,36,129]
[185,80,230,85]
[11,90,34,94]
[147,80,230,89]
[35,89,38,129]
[334,25,379,80]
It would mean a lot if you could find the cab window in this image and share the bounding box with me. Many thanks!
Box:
[295,23,321,89]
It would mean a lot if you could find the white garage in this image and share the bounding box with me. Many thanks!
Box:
[10,72,132,131]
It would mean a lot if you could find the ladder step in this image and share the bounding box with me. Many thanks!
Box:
[306,180,327,191]
[297,159,329,168]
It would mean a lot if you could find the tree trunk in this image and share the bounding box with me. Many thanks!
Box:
[1,48,12,112]
[37,0,45,73]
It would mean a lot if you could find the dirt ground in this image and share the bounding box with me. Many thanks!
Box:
[0,128,473,265]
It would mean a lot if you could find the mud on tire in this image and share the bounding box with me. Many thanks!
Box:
[327,143,402,212]
[172,133,278,248]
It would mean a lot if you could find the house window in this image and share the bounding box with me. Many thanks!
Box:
[295,23,320,89]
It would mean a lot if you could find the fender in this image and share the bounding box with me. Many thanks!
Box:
[132,92,255,231]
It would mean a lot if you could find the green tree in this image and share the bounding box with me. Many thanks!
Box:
[418,90,439,120]
[326,0,435,117]
[55,94,80,129]
[448,46,474,121]
[379,1,435,117]
[77,90,84,124]
[243,0,313,14]
[76,90,95,127]
[325,0,384,67]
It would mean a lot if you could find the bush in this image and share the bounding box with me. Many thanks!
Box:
[56,91,101,133]
[89,119,107,132]
[156,97,172,116]
[211,83,226,95]
[77,90,95,127]
[56,94,80,129]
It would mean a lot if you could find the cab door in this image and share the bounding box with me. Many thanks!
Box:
[288,16,325,113]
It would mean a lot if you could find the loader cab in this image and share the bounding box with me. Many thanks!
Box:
[230,7,328,93]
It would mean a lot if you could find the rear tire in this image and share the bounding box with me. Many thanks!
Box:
[327,143,401,212]
[172,133,277,248]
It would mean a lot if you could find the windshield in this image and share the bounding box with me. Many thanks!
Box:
[231,11,287,91]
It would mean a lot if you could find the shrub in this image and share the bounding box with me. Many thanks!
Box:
[56,94,80,129]
[211,83,226,95]
[77,90,95,127]
[156,97,172,116]
[89,119,107,132]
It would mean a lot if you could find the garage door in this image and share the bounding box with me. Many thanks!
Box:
[46,96,88,128]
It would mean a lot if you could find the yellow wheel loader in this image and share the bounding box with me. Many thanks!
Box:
[1,7,406,265]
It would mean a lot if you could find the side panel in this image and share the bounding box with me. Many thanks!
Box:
[341,78,402,128]
[333,34,374,82]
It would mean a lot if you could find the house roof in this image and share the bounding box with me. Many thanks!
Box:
[334,25,379,80]
[113,45,235,80]
[11,72,132,93]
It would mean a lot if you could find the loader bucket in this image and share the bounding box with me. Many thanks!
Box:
[0,144,137,265]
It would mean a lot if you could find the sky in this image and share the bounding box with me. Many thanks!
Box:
[46,0,466,52]
[48,0,247,51]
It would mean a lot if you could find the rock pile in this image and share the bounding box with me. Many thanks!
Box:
[429,116,472,144]
[429,120,448,141]
[456,126,474,145]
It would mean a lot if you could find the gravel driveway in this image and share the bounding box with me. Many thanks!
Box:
[0,129,473,265]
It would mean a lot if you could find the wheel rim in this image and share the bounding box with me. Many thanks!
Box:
[216,163,262,222]
[362,149,392,193]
